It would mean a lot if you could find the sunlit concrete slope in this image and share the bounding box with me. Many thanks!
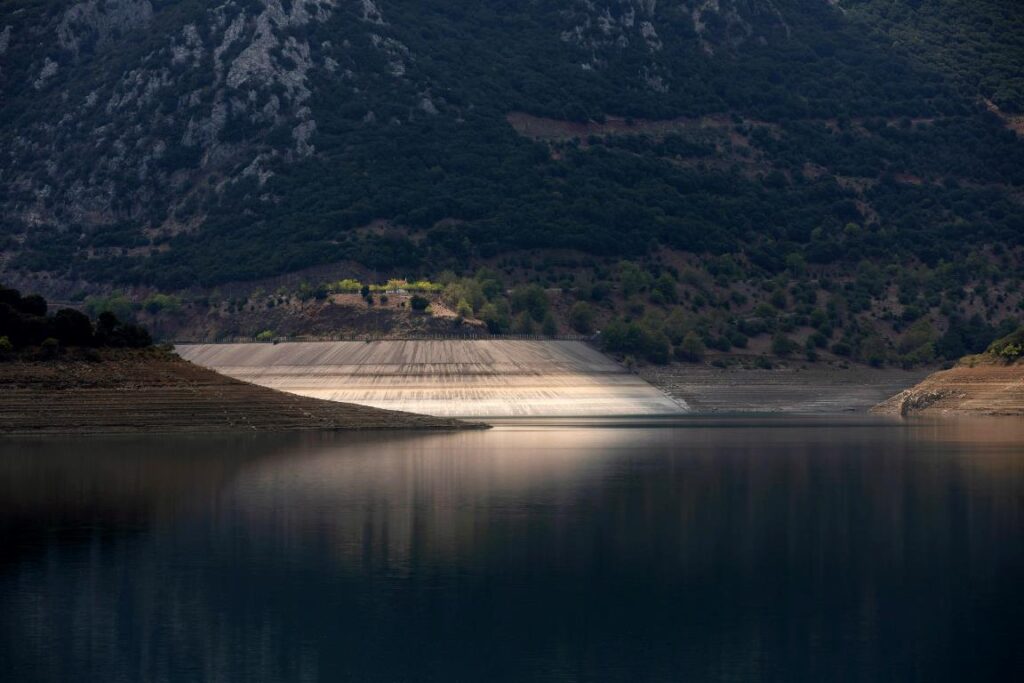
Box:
[176,340,686,418]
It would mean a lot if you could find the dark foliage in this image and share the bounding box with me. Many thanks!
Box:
[0,286,152,356]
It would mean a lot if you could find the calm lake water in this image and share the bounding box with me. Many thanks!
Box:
[1,419,1022,682]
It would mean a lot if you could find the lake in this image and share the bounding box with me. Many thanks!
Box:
[2,418,1022,682]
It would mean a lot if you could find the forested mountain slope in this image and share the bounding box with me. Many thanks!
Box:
[1,1,1022,365]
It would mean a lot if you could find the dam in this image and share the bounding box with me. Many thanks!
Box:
[176,340,686,418]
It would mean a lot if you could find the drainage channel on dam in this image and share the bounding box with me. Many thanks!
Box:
[176,340,687,418]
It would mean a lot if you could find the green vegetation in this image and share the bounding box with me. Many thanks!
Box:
[1,1,1022,367]
[846,0,1024,113]
[4,1,1023,291]
[987,327,1024,361]
[0,286,152,356]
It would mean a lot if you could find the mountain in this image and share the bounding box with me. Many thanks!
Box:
[1,1,1022,364]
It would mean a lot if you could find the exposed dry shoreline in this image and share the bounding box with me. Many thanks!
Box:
[0,350,484,435]
[177,340,684,418]
[640,362,932,414]
[872,357,1024,417]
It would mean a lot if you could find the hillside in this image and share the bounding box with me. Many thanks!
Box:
[1,1,1022,368]
[873,327,1024,416]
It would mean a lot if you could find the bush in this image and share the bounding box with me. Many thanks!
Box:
[480,301,511,334]
[510,284,550,322]
[831,341,853,357]
[988,326,1024,361]
[18,295,47,317]
[569,302,595,334]
[541,312,558,337]
[143,293,181,315]
[513,312,536,335]
[410,295,430,312]
[675,332,705,363]
[602,318,671,364]
[39,337,60,360]
[771,333,798,357]
[53,309,95,347]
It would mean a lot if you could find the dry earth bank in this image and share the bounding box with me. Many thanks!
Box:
[641,362,932,414]
[0,349,481,435]
[872,357,1024,417]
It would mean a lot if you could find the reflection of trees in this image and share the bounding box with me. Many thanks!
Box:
[2,423,1023,681]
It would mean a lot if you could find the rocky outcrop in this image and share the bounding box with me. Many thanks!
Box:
[872,359,1024,417]
[1,0,358,235]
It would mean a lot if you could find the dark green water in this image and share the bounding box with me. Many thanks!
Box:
[1,419,1022,682]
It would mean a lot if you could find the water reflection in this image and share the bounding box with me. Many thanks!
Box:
[1,420,1022,681]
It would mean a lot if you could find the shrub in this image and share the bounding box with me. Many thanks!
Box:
[39,337,60,360]
[602,319,671,364]
[987,327,1024,361]
[831,341,853,357]
[513,312,536,335]
[53,309,95,347]
[410,295,430,312]
[18,295,47,317]
[143,293,181,315]
[541,312,558,337]
[569,302,595,334]
[771,333,798,357]
[85,294,134,322]
[510,284,550,322]
[675,332,705,363]
[480,301,510,334]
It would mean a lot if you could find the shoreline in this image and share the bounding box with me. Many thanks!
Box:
[0,350,486,436]
[871,357,1023,417]
[640,362,933,415]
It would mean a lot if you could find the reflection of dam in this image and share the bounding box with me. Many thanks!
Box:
[176,340,686,417]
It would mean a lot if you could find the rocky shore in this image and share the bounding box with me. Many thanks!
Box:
[872,357,1024,417]
[0,349,483,435]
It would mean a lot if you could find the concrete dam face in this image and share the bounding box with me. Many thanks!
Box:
[176,340,687,418]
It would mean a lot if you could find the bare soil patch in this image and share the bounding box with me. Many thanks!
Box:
[872,357,1024,417]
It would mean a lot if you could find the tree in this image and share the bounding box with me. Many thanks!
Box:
[53,309,94,347]
[771,332,798,357]
[39,337,60,360]
[480,301,510,334]
[619,261,651,298]
[569,302,595,334]
[513,311,536,335]
[510,284,550,322]
[676,332,705,363]
[410,295,430,312]
[652,274,678,304]
[143,293,181,314]
[541,312,558,337]
[18,294,47,317]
